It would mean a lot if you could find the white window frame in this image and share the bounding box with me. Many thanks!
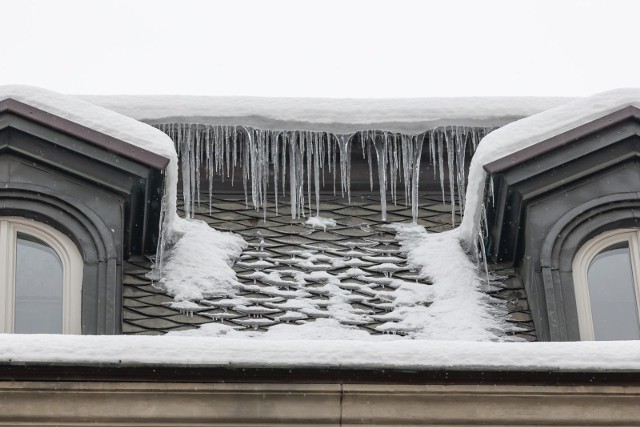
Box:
[572,228,640,340]
[0,217,83,334]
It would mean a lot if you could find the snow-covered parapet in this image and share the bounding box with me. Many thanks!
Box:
[459,88,640,246]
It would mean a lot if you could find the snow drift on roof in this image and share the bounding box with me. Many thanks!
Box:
[81,95,573,133]
[459,88,640,244]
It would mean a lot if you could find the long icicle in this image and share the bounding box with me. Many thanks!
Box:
[156,124,489,228]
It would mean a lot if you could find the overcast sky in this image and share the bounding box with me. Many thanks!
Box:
[3,0,639,98]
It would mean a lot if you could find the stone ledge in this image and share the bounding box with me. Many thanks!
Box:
[1,381,640,426]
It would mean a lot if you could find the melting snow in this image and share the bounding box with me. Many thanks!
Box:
[148,219,246,301]
[306,216,337,231]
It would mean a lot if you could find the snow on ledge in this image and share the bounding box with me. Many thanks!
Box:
[459,88,640,244]
[2,334,640,371]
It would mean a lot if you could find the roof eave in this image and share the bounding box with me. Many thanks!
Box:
[484,106,640,174]
[0,98,170,170]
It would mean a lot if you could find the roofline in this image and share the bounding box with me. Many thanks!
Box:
[484,106,640,174]
[0,98,170,170]
[2,363,640,386]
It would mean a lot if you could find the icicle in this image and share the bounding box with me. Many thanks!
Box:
[445,128,456,226]
[386,132,397,206]
[231,126,238,187]
[337,134,352,202]
[195,125,202,208]
[262,130,269,221]
[281,132,287,198]
[429,131,436,178]
[207,127,214,215]
[372,132,388,222]
[180,125,192,219]
[411,135,424,223]
[155,122,488,231]
[366,133,374,191]
[454,127,468,215]
[272,131,280,216]
[289,133,297,219]
[400,134,412,207]
[478,204,490,290]
[225,126,231,178]
[153,169,169,276]
[331,134,337,196]
[320,132,326,189]
[242,128,249,208]
[436,131,445,205]
[305,132,312,217]
[313,132,321,216]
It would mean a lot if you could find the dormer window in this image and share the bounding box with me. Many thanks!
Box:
[0,91,169,334]
[572,229,640,341]
[484,105,640,341]
[0,218,83,334]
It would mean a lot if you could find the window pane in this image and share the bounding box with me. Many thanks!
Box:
[587,242,640,340]
[14,233,63,334]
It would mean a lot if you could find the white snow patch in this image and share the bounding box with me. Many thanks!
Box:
[173,318,376,340]
[2,334,640,371]
[305,216,337,231]
[0,85,245,304]
[149,219,246,301]
[390,224,509,340]
[460,88,640,244]
[81,95,573,134]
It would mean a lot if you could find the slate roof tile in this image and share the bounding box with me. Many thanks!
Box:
[122,192,536,340]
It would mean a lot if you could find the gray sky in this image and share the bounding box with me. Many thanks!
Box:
[3,0,639,97]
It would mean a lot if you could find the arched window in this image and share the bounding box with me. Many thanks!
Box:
[573,229,640,341]
[0,218,82,334]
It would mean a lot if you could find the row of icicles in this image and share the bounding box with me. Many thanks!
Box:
[155,124,495,225]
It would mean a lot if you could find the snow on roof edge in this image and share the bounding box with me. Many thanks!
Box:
[459,88,640,244]
[2,335,640,371]
[80,94,575,134]
[0,85,176,162]
[0,84,180,226]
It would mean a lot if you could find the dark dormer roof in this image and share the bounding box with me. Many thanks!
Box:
[0,97,169,256]
[486,106,640,263]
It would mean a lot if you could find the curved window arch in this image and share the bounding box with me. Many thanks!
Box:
[0,217,82,334]
[573,229,640,340]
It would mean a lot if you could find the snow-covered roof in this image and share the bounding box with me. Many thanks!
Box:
[81,95,573,134]
[459,88,640,243]
[5,85,640,369]
[0,85,176,162]
[2,334,640,371]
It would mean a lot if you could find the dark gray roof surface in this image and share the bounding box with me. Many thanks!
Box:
[123,192,535,341]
